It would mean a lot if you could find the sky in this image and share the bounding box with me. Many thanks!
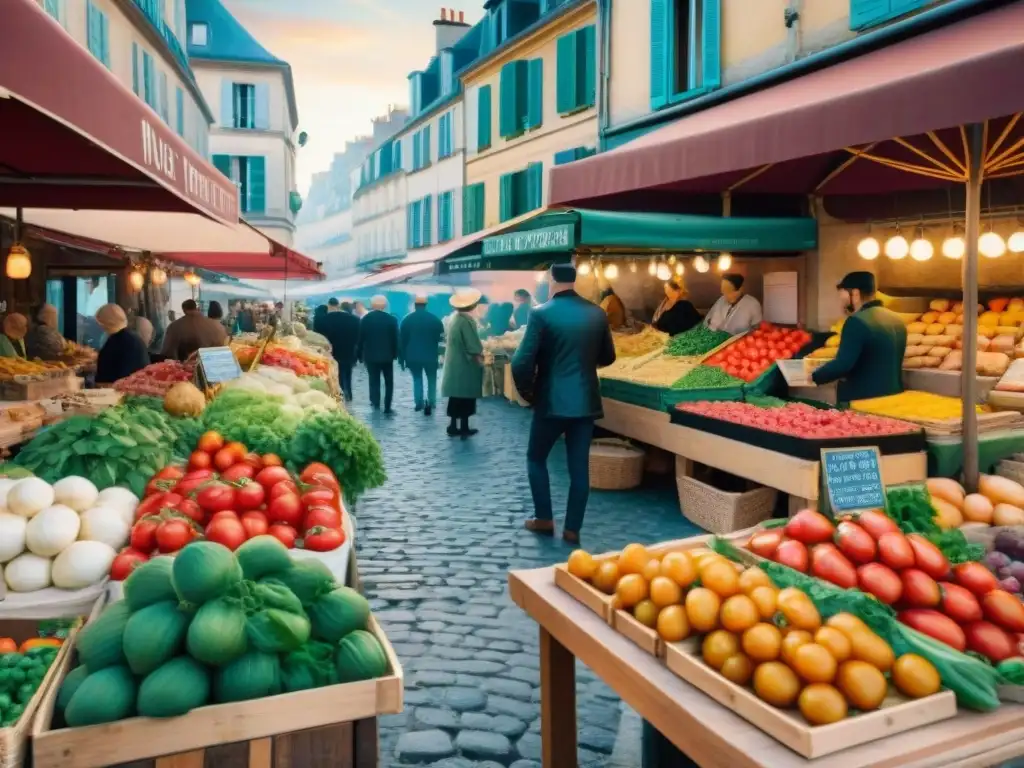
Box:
[221,0,483,195]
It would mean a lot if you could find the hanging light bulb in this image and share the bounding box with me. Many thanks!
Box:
[674,262,685,276]
[717,253,732,271]
[183,270,201,286]
[4,243,31,280]
[979,230,1007,258]
[647,261,657,276]
[668,254,677,265]
[857,237,880,260]
[909,230,933,262]
[128,268,146,292]
[693,255,710,273]
[1009,230,1024,253]
[149,265,168,285]
[942,228,965,259]
[534,269,546,283]
[656,262,672,281]
[884,232,909,260]
[629,260,637,273]
[577,260,592,276]
[603,262,619,280]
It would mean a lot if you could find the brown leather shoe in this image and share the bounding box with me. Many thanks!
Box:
[562,530,580,545]
[524,518,555,536]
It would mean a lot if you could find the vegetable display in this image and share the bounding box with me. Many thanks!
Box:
[670,365,743,391]
[677,401,919,439]
[220,365,340,415]
[665,326,731,358]
[926,475,1024,529]
[704,323,812,382]
[0,641,62,727]
[852,391,983,422]
[289,412,387,501]
[980,529,1024,598]
[113,361,195,398]
[612,327,669,358]
[57,539,389,726]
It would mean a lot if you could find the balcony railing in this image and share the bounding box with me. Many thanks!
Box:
[131,0,193,82]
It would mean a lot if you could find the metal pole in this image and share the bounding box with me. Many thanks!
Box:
[962,123,984,492]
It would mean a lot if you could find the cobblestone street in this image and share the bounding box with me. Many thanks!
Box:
[350,368,701,767]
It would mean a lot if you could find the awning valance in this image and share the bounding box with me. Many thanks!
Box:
[162,227,323,281]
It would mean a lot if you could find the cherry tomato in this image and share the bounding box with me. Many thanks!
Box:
[304,526,345,551]
[130,518,160,552]
[235,479,266,511]
[268,522,298,548]
[135,492,170,521]
[305,505,341,531]
[214,447,239,472]
[195,482,237,513]
[300,462,340,492]
[225,442,248,460]
[267,493,303,527]
[206,517,246,551]
[262,453,284,467]
[146,466,184,497]
[197,431,225,454]
[175,498,205,525]
[270,480,299,499]
[241,510,269,539]
[256,465,292,491]
[156,519,194,553]
[0,638,16,654]
[110,548,149,580]
[242,452,264,470]
[208,510,239,524]
[175,469,216,495]
[301,487,338,511]
[221,463,256,483]
[189,450,213,471]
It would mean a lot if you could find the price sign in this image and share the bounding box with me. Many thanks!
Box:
[821,446,885,515]
[197,346,242,386]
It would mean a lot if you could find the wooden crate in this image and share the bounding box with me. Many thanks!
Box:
[31,616,402,768]
[0,376,81,402]
[663,641,957,759]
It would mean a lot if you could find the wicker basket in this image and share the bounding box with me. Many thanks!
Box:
[590,438,645,490]
[676,458,778,534]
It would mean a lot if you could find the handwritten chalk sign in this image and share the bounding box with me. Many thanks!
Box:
[821,446,885,515]
[197,346,242,386]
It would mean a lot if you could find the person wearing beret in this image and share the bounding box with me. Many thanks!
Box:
[512,263,617,544]
[704,272,763,335]
[812,271,907,403]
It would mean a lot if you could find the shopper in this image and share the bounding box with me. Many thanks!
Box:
[320,298,360,401]
[161,299,228,361]
[94,304,150,385]
[356,295,399,413]
[812,271,907,402]
[353,301,367,320]
[512,289,533,329]
[512,263,616,544]
[25,305,66,360]
[652,278,701,335]
[704,273,762,334]
[207,301,231,335]
[0,314,28,358]
[442,289,485,438]
[312,304,328,334]
[400,295,444,415]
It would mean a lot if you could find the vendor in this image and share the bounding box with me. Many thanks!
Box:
[705,273,762,334]
[652,278,701,336]
[812,271,907,402]
[0,314,28,358]
[25,305,66,360]
[599,284,627,330]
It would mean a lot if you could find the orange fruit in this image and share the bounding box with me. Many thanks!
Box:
[592,561,620,594]
[642,558,662,582]
[567,550,597,581]
[720,594,760,633]
[748,586,778,621]
[660,551,697,588]
[836,660,887,711]
[791,643,837,684]
[702,630,740,670]
[633,599,659,628]
[780,629,813,667]
[814,627,852,663]
[656,605,690,642]
[720,653,754,686]
[649,576,683,608]
[847,630,895,673]
[753,661,801,708]
[741,623,782,663]
[799,684,848,725]
[700,560,741,598]
[684,587,721,633]
[776,588,821,632]
[738,567,773,594]
[892,654,941,699]
[826,613,869,636]
[617,543,651,575]
[616,573,649,609]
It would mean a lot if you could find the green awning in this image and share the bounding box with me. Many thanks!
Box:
[435,208,817,273]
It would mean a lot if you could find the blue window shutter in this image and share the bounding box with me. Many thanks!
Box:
[650,0,671,109]
[413,131,421,170]
[131,43,139,95]
[159,71,169,121]
[99,12,110,66]
[142,53,152,107]
[526,163,543,211]
[499,62,520,139]
[422,194,433,245]
[413,200,423,247]
[478,85,492,150]
[254,83,270,129]
[248,156,266,213]
[499,174,515,222]
[176,88,184,136]
[556,32,577,114]
[701,0,722,90]
[220,80,233,127]
[212,154,232,179]
[554,148,577,166]
[463,185,478,235]
[424,125,431,165]
[475,184,485,230]
[580,25,597,108]
[45,0,60,20]
[850,0,893,29]
[526,59,543,130]
[407,205,415,248]
[86,2,98,59]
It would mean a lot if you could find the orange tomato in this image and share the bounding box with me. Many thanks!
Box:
[262,453,284,467]
[660,551,697,588]
[20,637,62,652]
[0,637,17,654]
[791,643,838,684]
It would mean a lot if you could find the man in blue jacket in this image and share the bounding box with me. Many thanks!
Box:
[399,295,444,415]
[356,295,400,413]
[512,263,616,544]
[318,298,359,401]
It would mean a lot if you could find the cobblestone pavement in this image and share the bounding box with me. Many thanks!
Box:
[350,367,701,767]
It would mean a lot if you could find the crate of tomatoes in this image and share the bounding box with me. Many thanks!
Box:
[703,323,815,388]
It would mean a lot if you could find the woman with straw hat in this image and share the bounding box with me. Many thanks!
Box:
[95,304,150,385]
[442,289,485,438]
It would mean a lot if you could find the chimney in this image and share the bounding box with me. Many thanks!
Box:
[433,7,471,52]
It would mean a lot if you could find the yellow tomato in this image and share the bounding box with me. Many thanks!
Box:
[642,558,663,582]
[826,613,869,637]
[753,661,801,708]
[892,654,941,699]
[720,595,760,633]
[656,604,690,642]
[780,630,813,667]
[616,573,649,609]
[738,567,773,594]
[791,643,838,684]
[741,623,783,663]
[592,561,620,594]
[660,551,697,588]
[814,627,852,663]
[748,586,778,621]
[836,660,888,711]
[799,684,848,725]
[700,560,741,599]
[847,630,895,673]
[618,543,651,576]
[567,550,597,581]
[702,630,739,670]
[776,588,821,632]
[684,587,721,633]
[649,576,683,608]
[720,653,754,686]
[633,599,659,628]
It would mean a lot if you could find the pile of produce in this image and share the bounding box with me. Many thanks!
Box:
[665,326,730,358]
[567,543,941,725]
[114,432,347,576]
[113,361,195,398]
[677,401,919,439]
[58,538,389,726]
[231,343,330,378]
[0,638,63,727]
[851,391,983,422]
[0,357,71,381]
[483,328,526,355]
[981,530,1024,598]
[612,326,669,358]
[220,366,339,414]
[598,354,695,388]
[670,365,743,391]
[703,323,812,382]
[0,476,138,592]
[926,475,1024,529]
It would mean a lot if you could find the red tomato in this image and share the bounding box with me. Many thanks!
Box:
[835,521,877,565]
[225,441,248,460]
[300,462,340,491]
[304,526,345,551]
[301,487,338,511]
[197,430,225,454]
[235,479,266,511]
[982,590,1024,633]
[110,548,149,580]
[130,518,160,552]
[175,469,216,496]
[267,493,303,527]
[857,563,902,604]
[784,509,835,545]
[195,483,237,513]
[156,519,194,553]
[188,450,213,471]
[305,505,341,531]
[857,509,901,541]
[268,522,298,548]
[964,620,1017,663]
[214,447,239,472]
[938,582,982,623]
[208,510,239,524]
[270,480,299,499]
[877,532,915,570]
[242,452,264,470]
[206,518,246,551]
[175,498,205,525]
[906,534,950,581]
[256,465,292,491]
[810,543,858,589]
[240,510,269,538]
[954,562,1001,597]
[899,609,966,651]
[748,530,783,559]
[901,568,941,608]
[262,453,284,467]
[774,539,809,573]
[135,492,170,521]
[146,466,184,497]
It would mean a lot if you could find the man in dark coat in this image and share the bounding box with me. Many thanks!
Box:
[512,263,616,543]
[356,295,399,413]
[318,298,360,401]
[399,295,445,415]
[812,271,907,403]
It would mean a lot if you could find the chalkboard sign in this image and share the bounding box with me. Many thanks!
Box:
[821,446,885,515]
[197,347,242,386]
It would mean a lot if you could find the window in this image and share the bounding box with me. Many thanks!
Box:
[190,22,208,46]
[463,183,485,235]
[392,141,403,171]
[159,71,169,123]
[213,156,266,214]
[142,52,156,109]
[176,88,185,136]
[525,59,543,130]
[439,113,454,159]
[86,1,110,67]
[554,146,597,165]
[407,200,423,248]
[422,194,433,245]
[556,25,596,115]
[650,0,720,110]
[131,43,140,95]
[499,60,529,139]
[499,163,543,222]
[850,0,930,30]
[478,85,492,151]
[233,84,255,128]
[412,126,432,171]
[438,191,455,242]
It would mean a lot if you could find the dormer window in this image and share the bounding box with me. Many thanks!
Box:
[189,22,208,46]
[409,72,423,115]
[440,51,455,97]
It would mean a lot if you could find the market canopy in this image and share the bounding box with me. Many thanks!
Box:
[436,208,817,273]
[549,2,1024,205]
[2,0,238,224]
[161,226,323,281]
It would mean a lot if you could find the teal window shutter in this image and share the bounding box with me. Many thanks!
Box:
[422,194,433,245]
[254,84,270,129]
[526,59,543,130]
[850,0,893,29]
[86,2,99,61]
[131,43,139,95]
[478,85,492,150]
[423,125,432,165]
[247,156,266,213]
[650,0,671,109]
[499,61,523,139]
[580,25,597,108]
[407,204,415,248]
[499,174,515,222]
[475,184,486,230]
[159,71,169,122]
[554,148,577,166]
[44,0,60,21]
[526,163,543,211]
[220,80,233,127]
[212,154,232,179]
[175,88,184,136]
[701,0,721,90]
[463,184,485,235]
[99,11,110,66]
[556,32,577,114]
[142,53,153,108]
[412,131,421,170]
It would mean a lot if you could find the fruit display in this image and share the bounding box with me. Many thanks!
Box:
[852,391,984,423]
[56,538,390,726]
[0,475,138,592]
[665,326,731,358]
[613,326,669,358]
[927,475,1024,529]
[566,543,942,726]
[703,323,812,382]
[978,528,1024,598]
[0,356,70,382]
[113,361,195,398]
[232,343,330,377]
[676,401,919,439]
[0,638,63,727]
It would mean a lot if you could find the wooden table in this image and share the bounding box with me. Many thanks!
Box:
[508,566,1024,768]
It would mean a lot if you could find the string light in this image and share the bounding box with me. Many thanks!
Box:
[674,262,684,276]
[942,228,965,259]
[656,262,672,281]
[629,260,638,273]
[603,262,619,280]
[693,255,710,273]
[857,237,880,260]
[5,243,31,279]
[128,268,146,291]
[150,266,168,285]
[1009,230,1024,253]
[884,232,909,260]
[909,229,933,262]
[979,231,1007,259]
[717,253,732,271]
[668,254,677,265]
[577,260,592,276]
[647,261,657,276]
[183,271,201,286]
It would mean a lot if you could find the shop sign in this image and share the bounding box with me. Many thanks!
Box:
[821,447,885,515]
[482,224,575,257]
[196,346,242,386]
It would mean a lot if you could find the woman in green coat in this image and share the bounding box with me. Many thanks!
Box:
[442,289,484,439]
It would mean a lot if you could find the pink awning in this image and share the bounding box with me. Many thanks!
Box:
[162,227,323,280]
